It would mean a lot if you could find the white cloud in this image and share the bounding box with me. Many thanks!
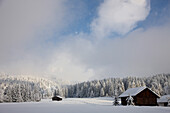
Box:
[44,22,170,81]
[47,21,170,80]
[47,51,95,81]
[0,0,69,75]
[0,0,67,62]
[52,23,170,80]
[0,0,65,41]
[91,0,150,38]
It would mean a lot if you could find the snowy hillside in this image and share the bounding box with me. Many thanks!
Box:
[0,75,67,102]
[0,98,170,113]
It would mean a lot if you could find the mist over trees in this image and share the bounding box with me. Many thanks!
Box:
[0,74,170,103]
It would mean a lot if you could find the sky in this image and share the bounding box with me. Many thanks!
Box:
[0,0,170,82]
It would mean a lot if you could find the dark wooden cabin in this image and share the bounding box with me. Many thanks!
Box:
[119,87,160,106]
[52,96,62,101]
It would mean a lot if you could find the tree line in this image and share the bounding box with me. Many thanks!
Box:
[65,74,170,98]
[0,74,170,103]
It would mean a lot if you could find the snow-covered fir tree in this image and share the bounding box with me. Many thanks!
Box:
[113,96,119,106]
[126,94,134,106]
[90,90,94,97]
[4,86,12,102]
[100,88,105,97]
[16,84,23,102]
[33,84,41,102]
[0,87,4,103]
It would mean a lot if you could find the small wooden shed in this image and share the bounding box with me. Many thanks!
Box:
[119,87,160,106]
[52,95,62,101]
[157,95,170,107]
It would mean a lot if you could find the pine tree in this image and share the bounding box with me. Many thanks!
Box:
[4,86,12,102]
[164,83,170,94]
[141,80,146,87]
[126,94,134,106]
[157,83,163,95]
[25,84,31,102]
[117,82,125,95]
[94,80,101,97]
[113,96,119,106]
[136,80,141,87]
[30,91,34,101]
[76,84,80,97]
[16,84,23,102]
[54,90,57,97]
[90,90,94,98]
[11,85,18,102]
[33,85,41,102]
[131,81,136,88]
[100,88,105,97]
[108,83,114,96]
[0,87,4,103]
[64,87,68,98]
[127,81,132,89]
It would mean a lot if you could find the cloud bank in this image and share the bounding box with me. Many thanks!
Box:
[0,0,68,74]
[50,23,170,81]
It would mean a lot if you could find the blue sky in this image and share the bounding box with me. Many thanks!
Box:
[0,0,170,81]
[60,0,103,34]
[137,0,170,29]
[56,0,170,37]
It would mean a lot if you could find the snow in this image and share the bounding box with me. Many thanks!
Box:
[157,95,170,103]
[0,98,170,113]
[119,87,146,97]
[54,95,63,99]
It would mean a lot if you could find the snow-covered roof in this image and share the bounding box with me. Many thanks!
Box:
[157,95,170,103]
[119,87,146,97]
[119,86,160,98]
[56,95,63,98]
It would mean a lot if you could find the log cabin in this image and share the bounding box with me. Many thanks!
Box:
[119,87,160,106]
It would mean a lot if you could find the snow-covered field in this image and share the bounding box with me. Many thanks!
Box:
[0,98,170,113]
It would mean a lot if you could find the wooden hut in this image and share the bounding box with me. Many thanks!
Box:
[157,95,170,107]
[119,87,160,106]
[52,95,62,101]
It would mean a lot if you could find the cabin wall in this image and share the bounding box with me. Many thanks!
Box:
[135,89,158,106]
